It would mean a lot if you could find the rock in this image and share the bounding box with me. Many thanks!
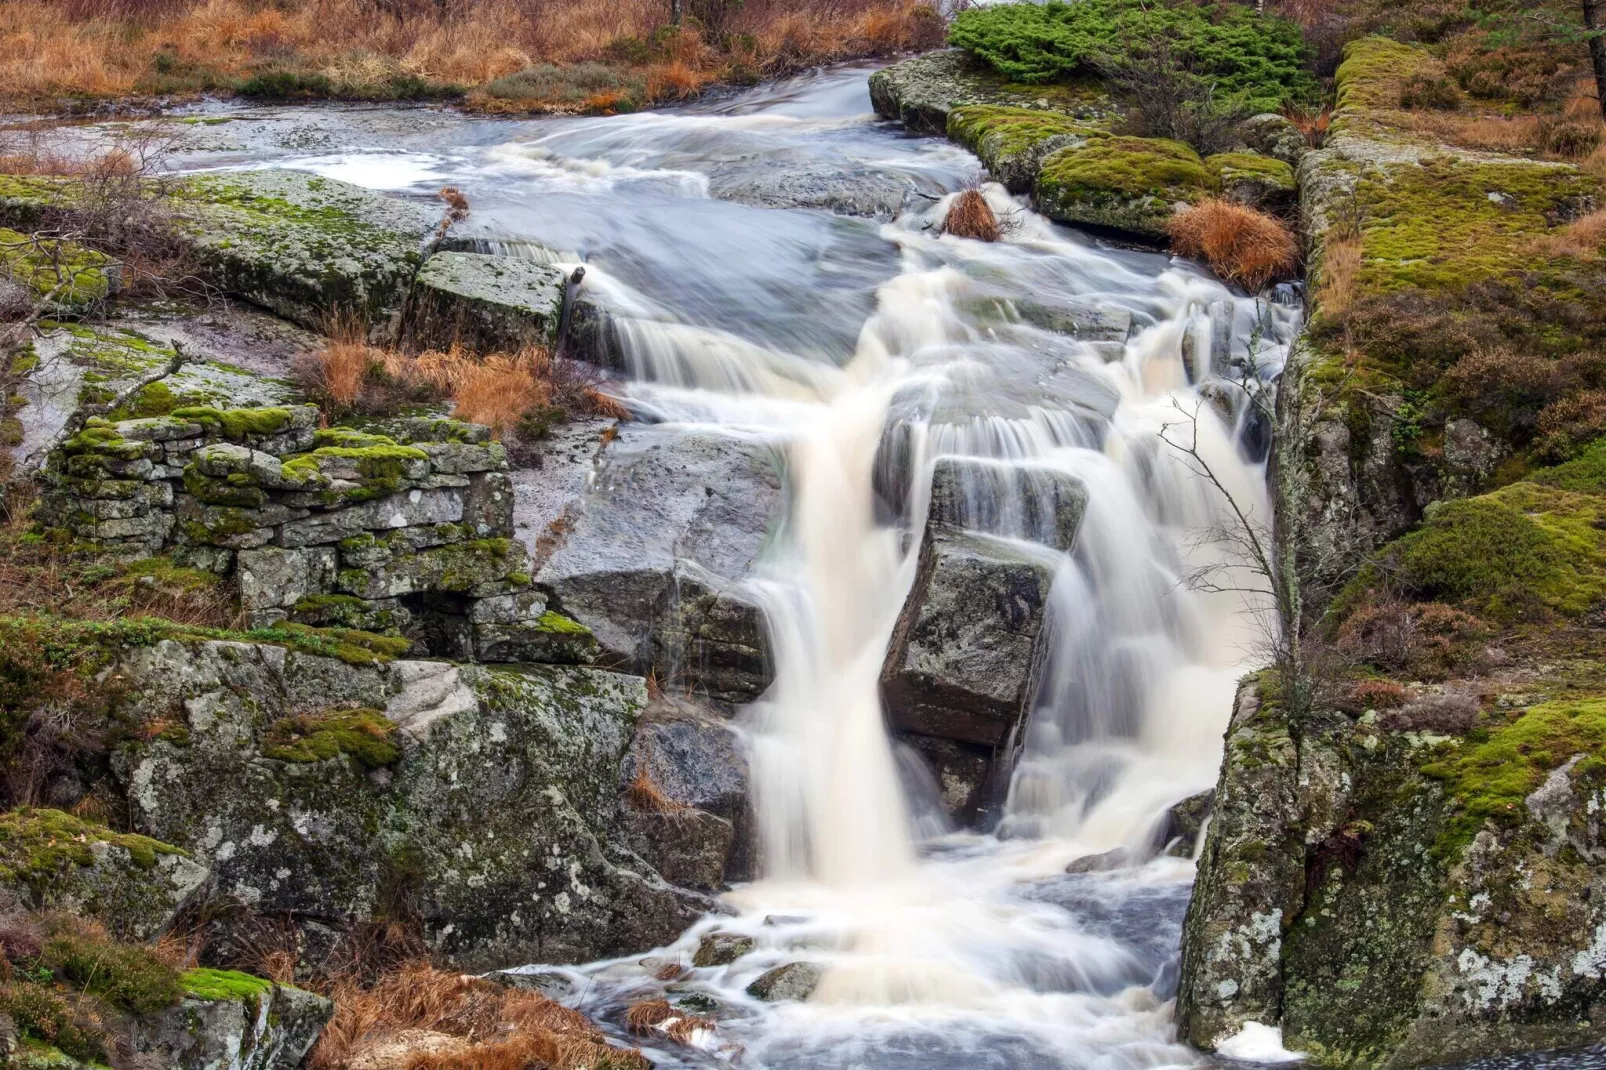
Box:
[621,699,754,881]
[468,591,601,664]
[881,529,1058,748]
[534,426,782,703]
[0,227,119,312]
[174,169,437,337]
[237,546,338,620]
[1206,152,1298,215]
[485,969,576,999]
[405,251,568,354]
[898,734,992,825]
[947,105,1105,193]
[0,808,210,941]
[1441,417,1503,498]
[1153,790,1213,857]
[1238,113,1309,167]
[869,50,1110,136]
[1065,847,1132,874]
[927,456,1088,552]
[956,287,1132,343]
[113,638,703,969]
[706,150,946,218]
[1034,136,1219,240]
[618,807,733,892]
[692,931,754,967]
[131,970,332,1070]
[746,961,823,1002]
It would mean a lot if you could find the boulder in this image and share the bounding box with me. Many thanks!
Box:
[405,251,568,353]
[869,50,1109,136]
[618,807,733,892]
[880,528,1057,748]
[113,637,702,969]
[747,961,823,1001]
[927,456,1088,552]
[534,426,782,703]
[1238,112,1310,167]
[1179,680,1606,1067]
[1033,136,1219,241]
[1153,790,1213,857]
[0,808,209,941]
[173,169,437,337]
[706,150,946,218]
[1206,152,1298,215]
[692,930,754,967]
[132,969,332,1070]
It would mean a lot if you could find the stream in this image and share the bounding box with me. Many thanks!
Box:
[109,62,1606,1070]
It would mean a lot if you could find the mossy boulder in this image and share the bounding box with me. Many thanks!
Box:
[1179,677,1606,1067]
[405,251,568,354]
[946,105,1106,193]
[1207,152,1298,215]
[869,49,1110,136]
[112,637,703,969]
[1033,136,1219,239]
[0,808,209,941]
[171,169,437,337]
[130,969,332,1070]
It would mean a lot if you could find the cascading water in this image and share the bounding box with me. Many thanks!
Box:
[154,63,1310,1067]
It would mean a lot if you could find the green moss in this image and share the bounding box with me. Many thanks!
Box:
[1423,698,1606,854]
[180,967,274,1002]
[1040,136,1215,199]
[261,706,401,768]
[947,104,1104,160]
[257,621,411,664]
[1528,441,1606,495]
[0,807,184,882]
[533,610,592,637]
[1333,36,1441,117]
[281,440,428,502]
[1207,151,1297,189]
[182,466,265,508]
[311,426,395,449]
[169,405,294,438]
[42,920,183,1016]
[0,228,115,311]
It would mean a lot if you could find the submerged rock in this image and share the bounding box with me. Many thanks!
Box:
[692,930,754,967]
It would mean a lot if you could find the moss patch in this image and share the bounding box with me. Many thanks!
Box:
[0,807,184,882]
[261,706,400,768]
[180,967,275,1002]
[168,405,294,438]
[0,228,115,311]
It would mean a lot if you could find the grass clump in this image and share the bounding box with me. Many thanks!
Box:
[41,917,183,1016]
[482,62,647,113]
[261,707,401,769]
[1167,197,1299,291]
[948,0,1316,112]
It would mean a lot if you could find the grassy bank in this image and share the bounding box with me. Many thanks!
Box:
[0,0,944,112]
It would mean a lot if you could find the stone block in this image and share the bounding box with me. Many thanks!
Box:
[237,546,339,613]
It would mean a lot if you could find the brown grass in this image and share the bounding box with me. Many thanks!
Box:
[621,997,713,1045]
[1313,234,1362,318]
[1536,209,1606,261]
[623,752,690,816]
[940,189,1000,242]
[310,961,648,1070]
[1167,198,1300,292]
[0,0,942,108]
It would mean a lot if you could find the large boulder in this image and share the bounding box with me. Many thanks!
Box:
[1033,136,1219,240]
[533,426,782,704]
[404,251,568,353]
[112,638,703,969]
[927,456,1088,553]
[171,169,437,336]
[1178,679,1606,1067]
[132,969,332,1070]
[0,808,210,940]
[869,50,1109,136]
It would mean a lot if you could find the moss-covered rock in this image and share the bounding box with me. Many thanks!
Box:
[1207,151,1298,214]
[1033,136,1218,239]
[946,105,1106,193]
[0,808,208,941]
[869,49,1110,136]
[131,969,332,1070]
[0,228,118,313]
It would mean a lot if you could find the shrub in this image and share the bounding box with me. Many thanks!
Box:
[1382,691,1481,734]
[483,62,647,110]
[941,189,1000,241]
[1167,198,1299,291]
[42,917,184,1016]
[1398,71,1461,110]
[948,0,1317,112]
[1349,679,1408,710]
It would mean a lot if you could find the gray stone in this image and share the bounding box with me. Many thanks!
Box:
[418,440,506,475]
[174,169,437,337]
[869,50,1109,135]
[463,470,515,538]
[113,639,703,968]
[1210,151,1298,216]
[706,150,947,218]
[406,252,567,354]
[881,529,1057,748]
[958,290,1133,343]
[692,930,754,967]
[130,980,332,1070]
[1153,790,1214,857]
[746,962,823,1002]
[1238,113,1310,167]
[1065,847,1133,874]
[535,426,781,701]
[277,488,465,547]
[237,546,337,613]
[619,806,734,892]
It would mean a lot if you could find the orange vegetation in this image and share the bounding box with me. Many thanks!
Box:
[1167,198,1301,292]
[0,0,943,108]
[940,189,1000,242]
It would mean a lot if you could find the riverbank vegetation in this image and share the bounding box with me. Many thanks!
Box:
[0,0,944,111]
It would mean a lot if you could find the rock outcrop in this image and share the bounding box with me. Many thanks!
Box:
[134,969,332,1070]
[870,50,1110,136]
[114,637,704,969]
[405,251,568,352]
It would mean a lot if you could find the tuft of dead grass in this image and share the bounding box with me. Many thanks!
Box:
[940,189,1000,242]
[623,752,690,816]
[1314,234,1361,318]
[1536,208,1606,262]
[1167,198,1300,292]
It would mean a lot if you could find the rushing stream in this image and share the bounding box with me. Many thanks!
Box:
[104,62,1598,1070]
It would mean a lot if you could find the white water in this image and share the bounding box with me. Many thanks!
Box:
[148,63,1305,1067]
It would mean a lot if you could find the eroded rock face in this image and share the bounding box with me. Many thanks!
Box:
[535,426,782,704]
[113,638,703,969]
[1179,680,1606,1067]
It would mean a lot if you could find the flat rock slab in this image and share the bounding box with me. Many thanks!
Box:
[706,149,948,219]
[172,168,437,334]
[406,251,568,353]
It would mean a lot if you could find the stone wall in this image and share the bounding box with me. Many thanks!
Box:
[35,404,598,665]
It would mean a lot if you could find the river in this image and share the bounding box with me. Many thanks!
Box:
[134,62,1605,1070]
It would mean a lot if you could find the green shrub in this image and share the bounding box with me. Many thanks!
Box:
[948,0,1316,112]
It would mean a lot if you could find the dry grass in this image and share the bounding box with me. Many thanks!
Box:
[310,960,648,1070]
[1313,234,1361,318]
[621,997,714,1045]
[1167,198,1300,292]
[623,753,690,816]
[1536,208,1606,261]
[0,0,942,108]
[298,338,627,438]
[940,189,1000,242]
